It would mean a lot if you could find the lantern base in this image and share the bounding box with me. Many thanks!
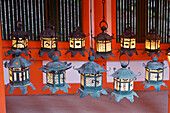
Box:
[110,91,139,103]
[4,48,31,57]
[76,88,108,98]
[39,48,61,58]
[95,52,115,59]
[5,82,36,94]
[65,48,88,57]
[42,83,71,94]
[118,49,138,57]
[141,81,167,92]
[142,49,162,57]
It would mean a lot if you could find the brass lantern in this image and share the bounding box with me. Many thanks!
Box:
[93,0,115,59]
[4,49,36,94]
[118,29,138,56]
[65,27,88,57]
[39,24,61,58]
[4,21,30,57]
[142,29,162,56]
[141,54,167,91]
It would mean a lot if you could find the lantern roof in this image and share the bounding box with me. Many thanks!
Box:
[110,62,140,79]
[69,27,87,38]
[74,55,107,74]
[93,32,114,41]
[143,56,164,70]
[40,54,72,73]
[10,22,30,38]
[144,29,162,40]
[5,49,34,68]
[39,24,60,38]
[119,31,136,39]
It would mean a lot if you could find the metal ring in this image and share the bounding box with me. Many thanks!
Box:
[119,53,130,66]
[99,20,108,30]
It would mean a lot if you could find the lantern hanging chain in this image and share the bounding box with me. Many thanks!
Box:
[90,0,93,49]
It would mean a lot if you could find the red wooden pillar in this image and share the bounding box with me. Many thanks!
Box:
[0,19,6,112]
[167,56,170,113]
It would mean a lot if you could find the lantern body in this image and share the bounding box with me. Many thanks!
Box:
[93,32,115,59]
[142,30,162,56]
[12,37,28,49]
[39,25,61,58]
[121,38,136,49]
[75,55,108,98]
[5,49,35,94]
[9,67,30,86]
[119,31,138,56]
[141,56,167,91]
[46,71,66,88]
[110,62,140,102]
[96,40,112,52]
[69,37,85,49]
[65,28,88,57]
[81,73,103,92]
[40,55,72,94]
[41,37,58,49]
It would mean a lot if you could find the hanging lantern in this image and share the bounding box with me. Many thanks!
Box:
[4,21,30,57]
[4,49,36,94]
[141,54,167,91]
[65,27,88,57]
[74,49,108,98]
[142,29,162,56]
[110,54,140,102]
[39,54,72,94]
[118,28,138,56]
[39,24,61,58]
[93,0,115,59]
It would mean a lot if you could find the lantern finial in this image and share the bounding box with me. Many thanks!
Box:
[14,49,22,57]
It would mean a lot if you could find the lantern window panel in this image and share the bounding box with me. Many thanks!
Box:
[96,76,102,87]
[150,40,159,50]
[14,73,17,81]
[130,39,136,49]
[158,72,163,81]
[44,41,52,49]
[54,75,59,84]
[19,73,22,81]
[81,75,84,86]
[82,39,85,47]
[123,42,130,48]
[27,70,29,79]
[145,40,151,49]
[52,41,56,48]
[23,72,26,81]
[70,40,74,48]
[120,82,129,91]
[60,74,64,84]
[114,78,120,90]
[150,73,158,81]
[130,81,133,91]
[85,77,95,87]
[9,70,13,82]
[47,73,53,84]
[75,41,82,48]
[106,41,112,52]
[145,70,149,81]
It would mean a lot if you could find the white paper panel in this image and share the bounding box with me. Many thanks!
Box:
[42,61,87,84]
[107,60,169,83]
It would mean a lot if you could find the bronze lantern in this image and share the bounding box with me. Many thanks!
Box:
[142,29,162,56]
[39,24,61,58]
[4,21,30,57]
[118,29,138,56]
[65,27,88,57]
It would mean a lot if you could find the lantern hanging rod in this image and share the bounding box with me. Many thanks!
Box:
[102,0,105,21]
[90,0,93,48]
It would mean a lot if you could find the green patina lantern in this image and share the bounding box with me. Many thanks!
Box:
[141,54,167,91]
[4,49,36,94]
[110,54,140,102]
[4,21,31,57]
[39,24,61,58]
[40,54,72,94]
[74,49,108,98]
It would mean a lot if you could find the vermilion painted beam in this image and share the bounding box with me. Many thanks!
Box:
[0,19,6,113]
